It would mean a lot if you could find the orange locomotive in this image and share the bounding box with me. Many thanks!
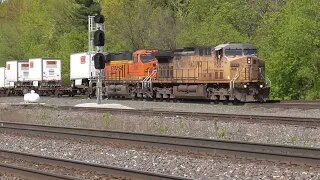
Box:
[105,49,158,81]
[104,49,159,99]
[104,43,270,102]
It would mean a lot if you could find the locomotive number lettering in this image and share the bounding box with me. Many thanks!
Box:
[111,65,123,73]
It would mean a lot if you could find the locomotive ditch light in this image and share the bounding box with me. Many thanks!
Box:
[244,84,248,88]
[260,84,264,88]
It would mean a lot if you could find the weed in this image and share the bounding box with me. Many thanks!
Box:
[289,136,297,145]
[179,120,186,130]
[102,112,111,127]
[213,119,219,131]
[40,110,49,122]
[217,128,227,138]
[156,125,169,134]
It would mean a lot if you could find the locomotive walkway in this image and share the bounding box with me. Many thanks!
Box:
[0,121,319,167]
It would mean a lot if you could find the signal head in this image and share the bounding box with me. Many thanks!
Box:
[94,14,105,24]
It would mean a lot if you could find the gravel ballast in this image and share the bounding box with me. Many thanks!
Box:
[0,105,319,148]
[0,131,319,180]
[1,96,320,118]
[0,156,127,180]
[0,173,23,180]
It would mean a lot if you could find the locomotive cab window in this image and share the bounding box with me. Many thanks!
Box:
[140,54,155,63]
[225,49,243,57]
[244,49,258,56]
[199,48,212,56]
[216,49,223,60]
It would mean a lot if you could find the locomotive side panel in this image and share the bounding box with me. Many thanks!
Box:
[106,61,131,81]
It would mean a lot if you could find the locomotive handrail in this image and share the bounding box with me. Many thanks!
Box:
[142,69,157,89]
[259,68,271,87]
[229,67,243,96]
[266,76,272,87]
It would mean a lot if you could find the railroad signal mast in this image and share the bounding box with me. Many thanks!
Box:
[91,14,106,104]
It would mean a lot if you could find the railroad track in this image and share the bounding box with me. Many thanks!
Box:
[20,104,320,127]
[0,149,187,180]
[0,121,319,167]
[254,102,320,110]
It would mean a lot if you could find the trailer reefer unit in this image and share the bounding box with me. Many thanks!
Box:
[5,61,18,87]
[18,61,30,82]
[70,52,98,87]
[28,58,61,87]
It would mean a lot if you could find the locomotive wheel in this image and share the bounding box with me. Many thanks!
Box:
[232,99,242,105]
[55,90,61,98]
[222,100,229,105]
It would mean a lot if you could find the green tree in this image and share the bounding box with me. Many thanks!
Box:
[101,0,180,51]
[178,0,250,46]
[255,0,320,99]
[0,0,92,84]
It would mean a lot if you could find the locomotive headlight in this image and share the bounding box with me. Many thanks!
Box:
[244,85,247,88]
[247,57,252,64]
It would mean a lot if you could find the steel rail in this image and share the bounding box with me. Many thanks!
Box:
[0,162,80,180]
[63,105,320,127]
[255,102,320,110]
[9,104,320,127]
[0,149,188,180]
[0,121,319,166]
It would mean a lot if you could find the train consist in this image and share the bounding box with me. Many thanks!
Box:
[0,43,270,102]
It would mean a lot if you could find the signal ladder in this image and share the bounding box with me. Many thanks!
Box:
[88,16,105,52]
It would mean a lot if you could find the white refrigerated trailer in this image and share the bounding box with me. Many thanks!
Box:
[70,52,102,96]
[28,58,62,87]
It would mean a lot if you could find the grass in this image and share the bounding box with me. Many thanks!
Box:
[40,109,49,123]
[213,119,219,131]
[217,128,227,138]
[289,136,297,145]
[102,112,111,127]
[156,125,170,134]
[213,119,227,138]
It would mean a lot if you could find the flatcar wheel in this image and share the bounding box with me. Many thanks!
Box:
[69,92,74,97]
[5,90,10,97]
[55,90,61,98]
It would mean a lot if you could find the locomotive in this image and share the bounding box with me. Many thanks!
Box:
[103,43,270,102]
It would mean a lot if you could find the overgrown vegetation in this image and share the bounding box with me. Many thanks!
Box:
[1,0,319,99]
